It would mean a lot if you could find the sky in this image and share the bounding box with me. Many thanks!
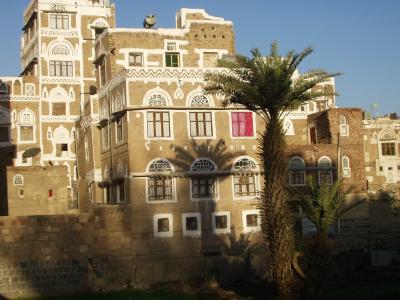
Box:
[1,0,399,115]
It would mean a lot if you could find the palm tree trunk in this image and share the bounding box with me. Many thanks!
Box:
[259,113,296,299]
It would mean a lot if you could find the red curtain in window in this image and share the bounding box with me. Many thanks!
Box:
[232,112,253,137]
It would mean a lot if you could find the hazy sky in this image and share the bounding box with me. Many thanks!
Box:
[1,0,399,114]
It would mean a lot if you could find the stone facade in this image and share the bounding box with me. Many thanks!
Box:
[0,0,399,297]
[0,0,115,215]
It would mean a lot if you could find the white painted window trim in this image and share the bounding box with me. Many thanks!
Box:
[318,156,333,185]
[13,174,24,186]
[242,209,261,233]
[339,115,349,137]
[144,110,175,141]
[154,213,173,238]
[342,156,351,178]
[212,211,231,234]
[187,111,217,140]
[182,213,201,236]
[145,158,177,204]
[231,156,260,200]
[48,13,71,30]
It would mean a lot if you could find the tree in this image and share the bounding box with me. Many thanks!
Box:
[295,177,359,299]
[204,42,339,299]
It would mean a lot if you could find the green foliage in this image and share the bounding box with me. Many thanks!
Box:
[204,42,340,118]
[295,176,358,234]
[205,42,339,299]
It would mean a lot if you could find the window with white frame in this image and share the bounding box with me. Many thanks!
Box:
[165,52,179,67]
[379,131,396,156]
[18,109,35,142]
[191,159,218,200]
[128,52,143,67]
[154,214,173,238]
[288,157,306,186]
[147,159,175,202]
[318,156,333,185]
[189,95,213,137]
[49,61,73,77]
[147,112,170,138]
[212,212,230,234]
[13,174,24,186]
[242,210,261,233]
[341,156,351,177]
[339,115,349,136]
[182,213,201,236]
[50,14,69,30]
[232,157,259,198]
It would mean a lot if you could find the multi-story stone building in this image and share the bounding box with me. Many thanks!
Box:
[0,0,115,215]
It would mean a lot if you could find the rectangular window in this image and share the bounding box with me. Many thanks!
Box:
[99,60,106,86]
[381,143,396,156]
[212,212,231,234]
[128,52,143,67]
[52,103,66,115]
[102,126,109,150]
[289,170,306,186]
[20,126,34,142]
[189,112,213,137]
[203,52,218,67]
[147,112,170,138]
[186,217,198,231]
[242,210,261,233]
[0,126,9,142]
[233,175,257,197]
[56,143,68,157]
[103,185,111,204]
[154,214,173,238]
[231,112,254,137]
[116,117,123,143]
[148,177,174,201]
[158,218,170,232]
[318,170,333,185]
[192,177,216,199]
[49,61,73,77]
[50,14,69,30]
[165,52,179,67]
[115,182,126,203]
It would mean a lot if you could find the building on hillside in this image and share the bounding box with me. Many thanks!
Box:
[0,0,115,215]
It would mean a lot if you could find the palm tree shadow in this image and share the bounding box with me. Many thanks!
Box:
[168,138,245,255]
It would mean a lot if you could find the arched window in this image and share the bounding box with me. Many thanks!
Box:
[0,106,11,143]
[339,115,349,136]
[318,156,333,185]
[189,94,213,137]
[0,82,8,94]
[342,156,351,177]
[147,93,168,107]
[288,157,306,186]
[18,109,35,142]
[232,157,259,198]
[13,174,24,185]
[284,119,295,136]
[53,125,71,157]
[191,158,218,200]
[147,159,175,202]
[190,94,210,107]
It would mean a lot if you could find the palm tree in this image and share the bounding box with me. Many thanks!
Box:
[295,177,360,299]
[204,42,339,298]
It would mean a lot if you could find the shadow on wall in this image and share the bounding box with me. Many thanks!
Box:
[0,79,16,216]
